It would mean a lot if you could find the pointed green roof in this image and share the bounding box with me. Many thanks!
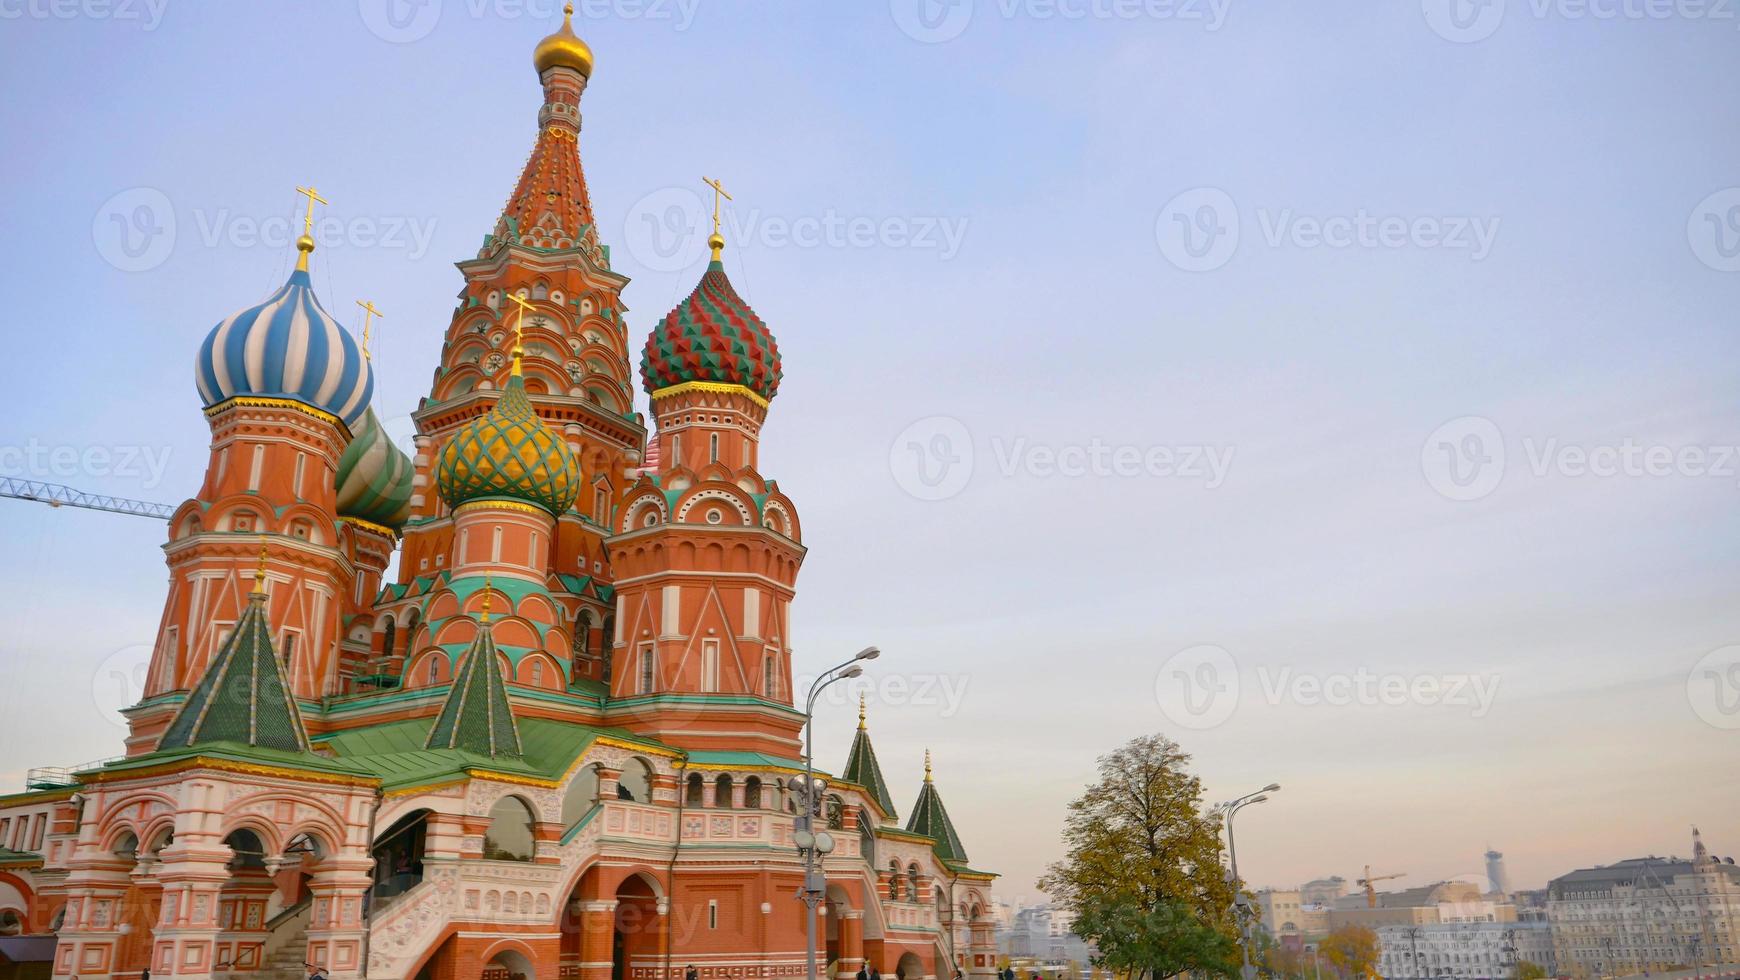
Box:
[842,697,897,818]
[904,752,968,863]
[160,582,311,753]
[424,610,522,759]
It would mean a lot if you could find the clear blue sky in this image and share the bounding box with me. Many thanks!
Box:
[2,1,1739,900]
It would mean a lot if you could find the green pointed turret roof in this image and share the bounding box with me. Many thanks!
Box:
[424,588,522,758]
[842,696,897,818]
[160,556,311,753]
[904,751,968,863]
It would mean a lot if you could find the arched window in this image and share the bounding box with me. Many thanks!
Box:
[714,774,734,808]
[382,619,396,660]
[561,766,600,826]
[482,796,536,861]
[531,660,545,687]
[859,809,875,865]
[617,758,653,803]
[907,863,921,902]
[600,615,614,685]
[744,776,762,809]
[888,861,903,900]
[573,610,592,660]
[426,656,440,686]
[686,773,705,808]
[826,795,844,830]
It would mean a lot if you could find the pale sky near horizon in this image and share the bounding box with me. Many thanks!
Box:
[2,1,1739,907]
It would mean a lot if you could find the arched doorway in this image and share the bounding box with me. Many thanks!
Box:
[895,951,926,980]
[613,874,661,980]
[372,809,431,904]
[484,946,537,980]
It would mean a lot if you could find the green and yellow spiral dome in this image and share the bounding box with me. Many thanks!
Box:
[436,374,580,517]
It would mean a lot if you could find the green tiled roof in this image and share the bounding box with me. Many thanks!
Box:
[905,770,968,863]
[160,588,311,753]
[841,719,897,819]
[314,716,674,791]
[686,750,808,772]
[425,621,522,758]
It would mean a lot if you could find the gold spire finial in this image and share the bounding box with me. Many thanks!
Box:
[293,185,327,272]
[251,539,270,596]
[505,293,536,378]
[924,749,933,782]
[480,574,494,624]
[858,692,867,731]
[355,299,383,361]
[702,176,732,262]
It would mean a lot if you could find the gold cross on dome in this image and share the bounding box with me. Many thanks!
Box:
[702,175,732,237]
[355,300,383,361]
[505,293,536,376]
[293,185,327,236]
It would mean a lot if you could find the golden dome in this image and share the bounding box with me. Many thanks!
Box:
[435,374,581,517]
[533,4,593,77]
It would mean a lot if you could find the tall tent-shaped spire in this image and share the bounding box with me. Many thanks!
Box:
[842,695,897,818]
[904,750,968,863]
[425,585,523,758]
[159,547,312,753]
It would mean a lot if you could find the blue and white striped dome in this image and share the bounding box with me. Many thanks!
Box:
[195,269,373,429]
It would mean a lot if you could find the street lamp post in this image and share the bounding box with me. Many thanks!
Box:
[1221,783,1281,980]
[792,646,881,980]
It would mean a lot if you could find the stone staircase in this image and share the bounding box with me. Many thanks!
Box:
[252,899,313,980]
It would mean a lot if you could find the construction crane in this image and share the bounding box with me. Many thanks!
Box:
[1356,864,1406,907]
[0,478,173,520]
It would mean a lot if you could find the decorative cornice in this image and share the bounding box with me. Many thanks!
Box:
[341,516,399,539]
[650,381,769,409]
[78,755,378,789]
[454,498,555,519]
[204,395,347,431]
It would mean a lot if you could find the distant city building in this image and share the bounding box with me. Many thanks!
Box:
[1546,829,1740,978]
[1377,921,1554,980]
[1486,849,1513,898]
[1331,881,1517,932]
[1302,877,1350,906]
[1003,905,1094,967]
[1257,889,1331,943]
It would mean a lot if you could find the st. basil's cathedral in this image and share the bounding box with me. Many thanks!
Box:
[0,9,996,980]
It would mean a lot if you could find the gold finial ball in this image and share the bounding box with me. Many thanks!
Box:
[296,233,316,254]
[707,232,725,253]
[533,2,593,77]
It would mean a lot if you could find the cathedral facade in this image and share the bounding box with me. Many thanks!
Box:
[0,10,996,980]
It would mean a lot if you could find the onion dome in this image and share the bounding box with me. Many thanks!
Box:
[640,248,782,403]
[336,407,414,532]
[195,267,374,429]
[436,373,581,517]
[533,3,593,77]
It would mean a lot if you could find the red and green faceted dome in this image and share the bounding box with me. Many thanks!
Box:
[641,260,782,402]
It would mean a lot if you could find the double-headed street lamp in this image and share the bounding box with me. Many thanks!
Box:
[1220,783,1281,980]
[790,645,881,980]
